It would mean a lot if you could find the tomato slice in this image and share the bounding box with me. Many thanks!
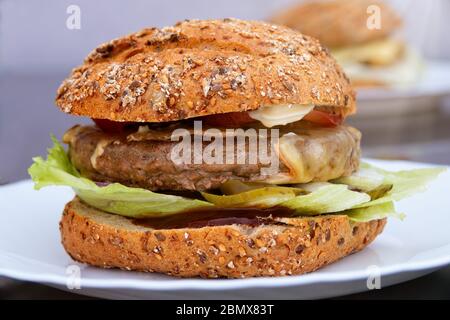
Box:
[202,112,257,127]
[94,109,342,132]
[203,110,342,128]
[303,110,343,127]
[92,119,133,133]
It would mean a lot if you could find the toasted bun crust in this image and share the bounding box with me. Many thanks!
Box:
[60,198,386,278]
[270,0,402,48]
[55,18,355,123]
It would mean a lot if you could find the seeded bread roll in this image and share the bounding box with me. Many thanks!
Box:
[55,18,355,123]
[270,0,402,48]
[60,198,386,278]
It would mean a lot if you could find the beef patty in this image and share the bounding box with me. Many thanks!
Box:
[63,123,361,191]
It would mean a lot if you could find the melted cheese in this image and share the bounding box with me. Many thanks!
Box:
[90,140,112,170]
[266,125,361,184]
[249,104,314,128]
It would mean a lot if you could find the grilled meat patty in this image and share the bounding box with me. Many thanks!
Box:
[64,123,361,191]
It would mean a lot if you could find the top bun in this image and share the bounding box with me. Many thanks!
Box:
[56,18,355,123]
[270,0,402,48]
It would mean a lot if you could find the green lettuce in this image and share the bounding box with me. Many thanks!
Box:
[202,187,302,208]
[219,180,279,195]
[28,136,212,218]
[201,163,444,220]
[345,201,405,223]
[332,165,394,200]
[332,165,387,193]
[347,163,445,208]
[282,182,371,215]
[203,180,370,213]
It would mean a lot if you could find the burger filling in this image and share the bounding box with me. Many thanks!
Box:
[64,123,360,191]
[29,106,444,228]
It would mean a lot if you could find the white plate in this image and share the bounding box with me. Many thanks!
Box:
[355,60,450,118]
[0,159,449,300]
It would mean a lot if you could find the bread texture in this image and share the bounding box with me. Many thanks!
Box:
[60,197,386,278]
[270,0,402,48]
[55,18,355,123]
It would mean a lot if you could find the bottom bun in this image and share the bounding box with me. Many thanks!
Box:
[60,197,386,278]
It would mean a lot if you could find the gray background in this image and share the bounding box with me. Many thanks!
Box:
[2,0,449,74]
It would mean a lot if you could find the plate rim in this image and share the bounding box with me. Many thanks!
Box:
[1,248,450,291]
[356,60,450,101]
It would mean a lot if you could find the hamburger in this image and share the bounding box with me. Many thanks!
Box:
[29,19,441,278]
[270,0,423,87]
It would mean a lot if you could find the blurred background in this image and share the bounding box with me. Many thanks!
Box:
[1,0,450,299]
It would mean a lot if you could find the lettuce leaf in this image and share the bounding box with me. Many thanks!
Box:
[332,165,386,193]
[210,163,444,220]
[201,187,301,208]
[345,201,405,223]
[350,163,445,208]
[28,136,212,217]
[220,180,275,195]
[331,164,394,200]
[203,180,371,212]
[282,182,371,215]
